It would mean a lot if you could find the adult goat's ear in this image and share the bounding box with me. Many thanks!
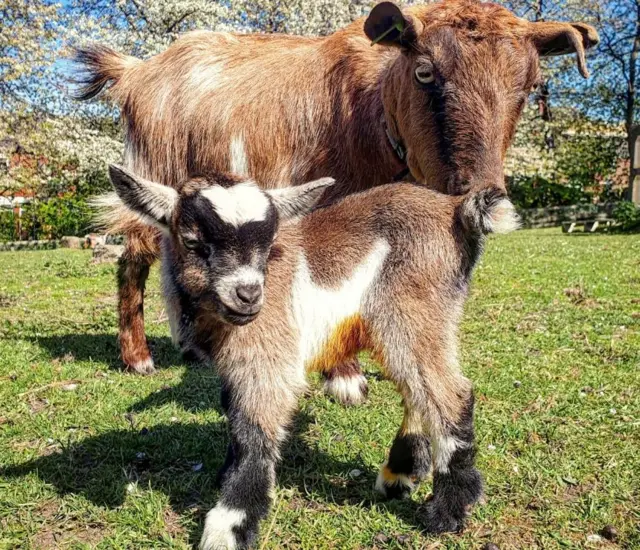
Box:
[364,2,420,49]
[529,21,600,78]
[108,164,178,231]
[268,178,335,221]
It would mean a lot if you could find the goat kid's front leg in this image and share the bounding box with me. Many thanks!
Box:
[200,385,291,550]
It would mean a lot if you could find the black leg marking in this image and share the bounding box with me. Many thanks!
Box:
[200,384,281,550]
[378,433,432,499]
[422,393,483,534]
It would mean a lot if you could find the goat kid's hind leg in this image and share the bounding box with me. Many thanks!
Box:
[376,397,431,499]
[422,388,482,534]
[117,228,159,374]
[160,256,204,365]
[381,328,482,532]
[322,357,368,406]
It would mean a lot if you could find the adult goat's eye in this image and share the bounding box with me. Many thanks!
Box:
[415,62,435,85]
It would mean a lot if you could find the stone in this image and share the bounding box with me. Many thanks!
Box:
[84,233,107,249]
[91,243,124,264]
[60,236,83,249]
[600,525,618,542]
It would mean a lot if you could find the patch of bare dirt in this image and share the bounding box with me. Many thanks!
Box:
[163,508,186,538]
[32,502,108,549]
[564,286,600,307]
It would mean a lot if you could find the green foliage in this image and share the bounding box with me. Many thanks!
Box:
[555,133,625,190]
[508,175,590,209]
[613,200,640,231]
[0,210,16,241]
[0,195,93,242]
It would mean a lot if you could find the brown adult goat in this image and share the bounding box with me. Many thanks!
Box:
[75,0,598,402]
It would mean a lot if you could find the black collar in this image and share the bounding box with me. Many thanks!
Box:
[384,117,411,181]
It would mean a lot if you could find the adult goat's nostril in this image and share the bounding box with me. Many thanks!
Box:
[236,284,262,305]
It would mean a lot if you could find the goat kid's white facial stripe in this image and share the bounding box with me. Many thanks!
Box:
[292,239,390,366]
[201,182,270,227]
[216,266,264,291]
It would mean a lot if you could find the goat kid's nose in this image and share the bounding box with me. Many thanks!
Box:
[236,284,262,305]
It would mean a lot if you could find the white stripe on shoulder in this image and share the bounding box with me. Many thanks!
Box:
[230,135,249,176]
[292,239,390,366]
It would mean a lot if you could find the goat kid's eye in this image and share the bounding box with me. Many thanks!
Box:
[183,238,201,251]
[415,62,436,85]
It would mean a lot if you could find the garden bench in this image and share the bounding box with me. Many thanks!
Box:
[562,219,616,233]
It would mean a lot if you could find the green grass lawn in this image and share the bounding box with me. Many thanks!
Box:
[0,228,638,549]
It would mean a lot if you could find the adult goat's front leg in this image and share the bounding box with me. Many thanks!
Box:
[322,357,368,405]
[117,228,159,374]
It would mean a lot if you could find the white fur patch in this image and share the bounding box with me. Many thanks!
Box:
[433,435,467,474]
[323,373,367,405]
[375,461,415,495]
[202,182,270,227]
[487,198,520,234]
[291,240,390,367]
[199,505,245,550]
[189,62,224,92]
[229,135,249,176]
[130,357,155,375]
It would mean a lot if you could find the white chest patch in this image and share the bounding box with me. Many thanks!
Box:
[291,239,390,366]
[201,182,270,227]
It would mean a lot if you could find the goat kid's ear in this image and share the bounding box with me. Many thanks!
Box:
[529,21,600,78]
[364,2,420,49]
[268,178,335,221]
[108,164,178,231]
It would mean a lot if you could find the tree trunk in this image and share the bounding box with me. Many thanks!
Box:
[627,1,640,202]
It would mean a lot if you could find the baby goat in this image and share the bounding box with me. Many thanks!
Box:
[106,164,519,549]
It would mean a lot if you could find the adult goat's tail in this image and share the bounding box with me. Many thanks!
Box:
[72,44,141,101]
[460,188,520,235]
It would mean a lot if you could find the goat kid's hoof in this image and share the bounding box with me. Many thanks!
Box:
[420,500,466,534]
[375,464,415,500]
[323,373,368,406]
[125,357,156,375]
[200,505,254,550]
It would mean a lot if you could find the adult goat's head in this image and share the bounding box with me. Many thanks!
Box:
[365,0,599,194]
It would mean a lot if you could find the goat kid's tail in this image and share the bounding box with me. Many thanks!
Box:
[72,44,141,101]
[460,188,520,235]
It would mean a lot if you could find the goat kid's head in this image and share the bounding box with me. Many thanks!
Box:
[108,165,334,325]
[365,0,599,195]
